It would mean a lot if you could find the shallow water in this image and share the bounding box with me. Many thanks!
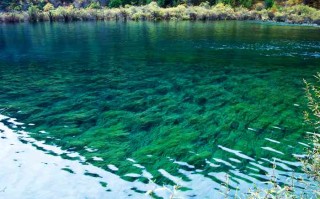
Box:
[0,21,319,198]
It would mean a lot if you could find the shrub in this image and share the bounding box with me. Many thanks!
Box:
[0,2,319,24]
[253,2,265,11]
[312,11,320,24]
[218,0,235,6]
[157,0,165,7]
[109,0,122,8]
[264,0,274,8]
[269,4,278,13]
[239,0,252,8]
[28,5,40,22]
[273,12,286,21]
[0,12,26,23]
[199,1,210,8]
[286,4,317,15]
[88,1,101,9]
[12,5,22,11]
[43,3,55,12]
[287,0,303,6]
[51,5,76,21]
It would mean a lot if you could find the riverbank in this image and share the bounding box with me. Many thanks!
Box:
[0,3,319,25]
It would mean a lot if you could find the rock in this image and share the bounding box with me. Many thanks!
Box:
[313,19,320,25]
[268,12,275,20]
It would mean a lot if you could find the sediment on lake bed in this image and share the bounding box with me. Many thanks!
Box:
[0,3,319,25]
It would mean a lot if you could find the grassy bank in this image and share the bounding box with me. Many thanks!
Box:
[0,2,319,25]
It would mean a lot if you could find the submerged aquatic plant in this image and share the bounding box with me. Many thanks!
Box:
[168,73,320,198]
[241,74,320,198]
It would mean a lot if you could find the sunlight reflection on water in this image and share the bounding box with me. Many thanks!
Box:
[0,114,317,198]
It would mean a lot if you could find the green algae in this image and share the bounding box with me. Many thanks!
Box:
[0,21,319,194]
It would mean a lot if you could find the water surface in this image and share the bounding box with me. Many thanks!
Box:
[0,21,319,198]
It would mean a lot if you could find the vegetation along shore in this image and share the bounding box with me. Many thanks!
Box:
[0,0,319,24]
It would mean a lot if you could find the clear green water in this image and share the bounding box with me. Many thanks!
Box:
[0,21,319,197]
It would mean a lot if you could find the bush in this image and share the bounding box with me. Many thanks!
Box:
[0,2,319,24]
[264,0,274,8]
[199,1,210,8]
[157,0,165,7]
[43,3,55,12]
[218,0,235,7]
[109,0,122,8]
[28,5,40,22]
[0,12,26,23]
[12,5,22,11]
[88,1,101,9]
[239,0,252,8]
[51,5,76,21]
[287,0,303,6]
[253,2,265,11]
[286,4,317,15]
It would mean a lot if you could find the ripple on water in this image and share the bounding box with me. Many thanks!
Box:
[0,21,319,198]
[0,115,173,199]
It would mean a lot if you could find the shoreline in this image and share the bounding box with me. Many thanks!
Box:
[0,3,319,25]
[1,19,319,29]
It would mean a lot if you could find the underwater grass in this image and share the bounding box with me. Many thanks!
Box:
[157,73,320,199]
[0,21,319,197]
[242,73,320,198]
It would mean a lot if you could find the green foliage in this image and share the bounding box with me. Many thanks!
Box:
[88,1,101,9]
[218,0,235,6]
[0,0,19,11]
[199,1,210,8]
[109,0,123,7]
[253,2,265,11]
[0,12,26,22]
[286,4,317,15]
[239,0,252,8]
[12,5,22,11]
[36,0,47,9]
[1,0,320,11]
[287,0,303,6]
[264,0,274,8]
[28,5,40,22]
[157,0,166,7]
[0,1,319,24]
[43,3,55,12]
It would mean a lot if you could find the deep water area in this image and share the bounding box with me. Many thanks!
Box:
[0,21,319,198]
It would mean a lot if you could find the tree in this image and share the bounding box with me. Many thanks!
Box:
[109,0,122,7]
[0,0,20,11]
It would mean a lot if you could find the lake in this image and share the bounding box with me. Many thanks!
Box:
[0,21,319,198]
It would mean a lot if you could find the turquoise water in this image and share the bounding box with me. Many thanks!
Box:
[0,21,320,198]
